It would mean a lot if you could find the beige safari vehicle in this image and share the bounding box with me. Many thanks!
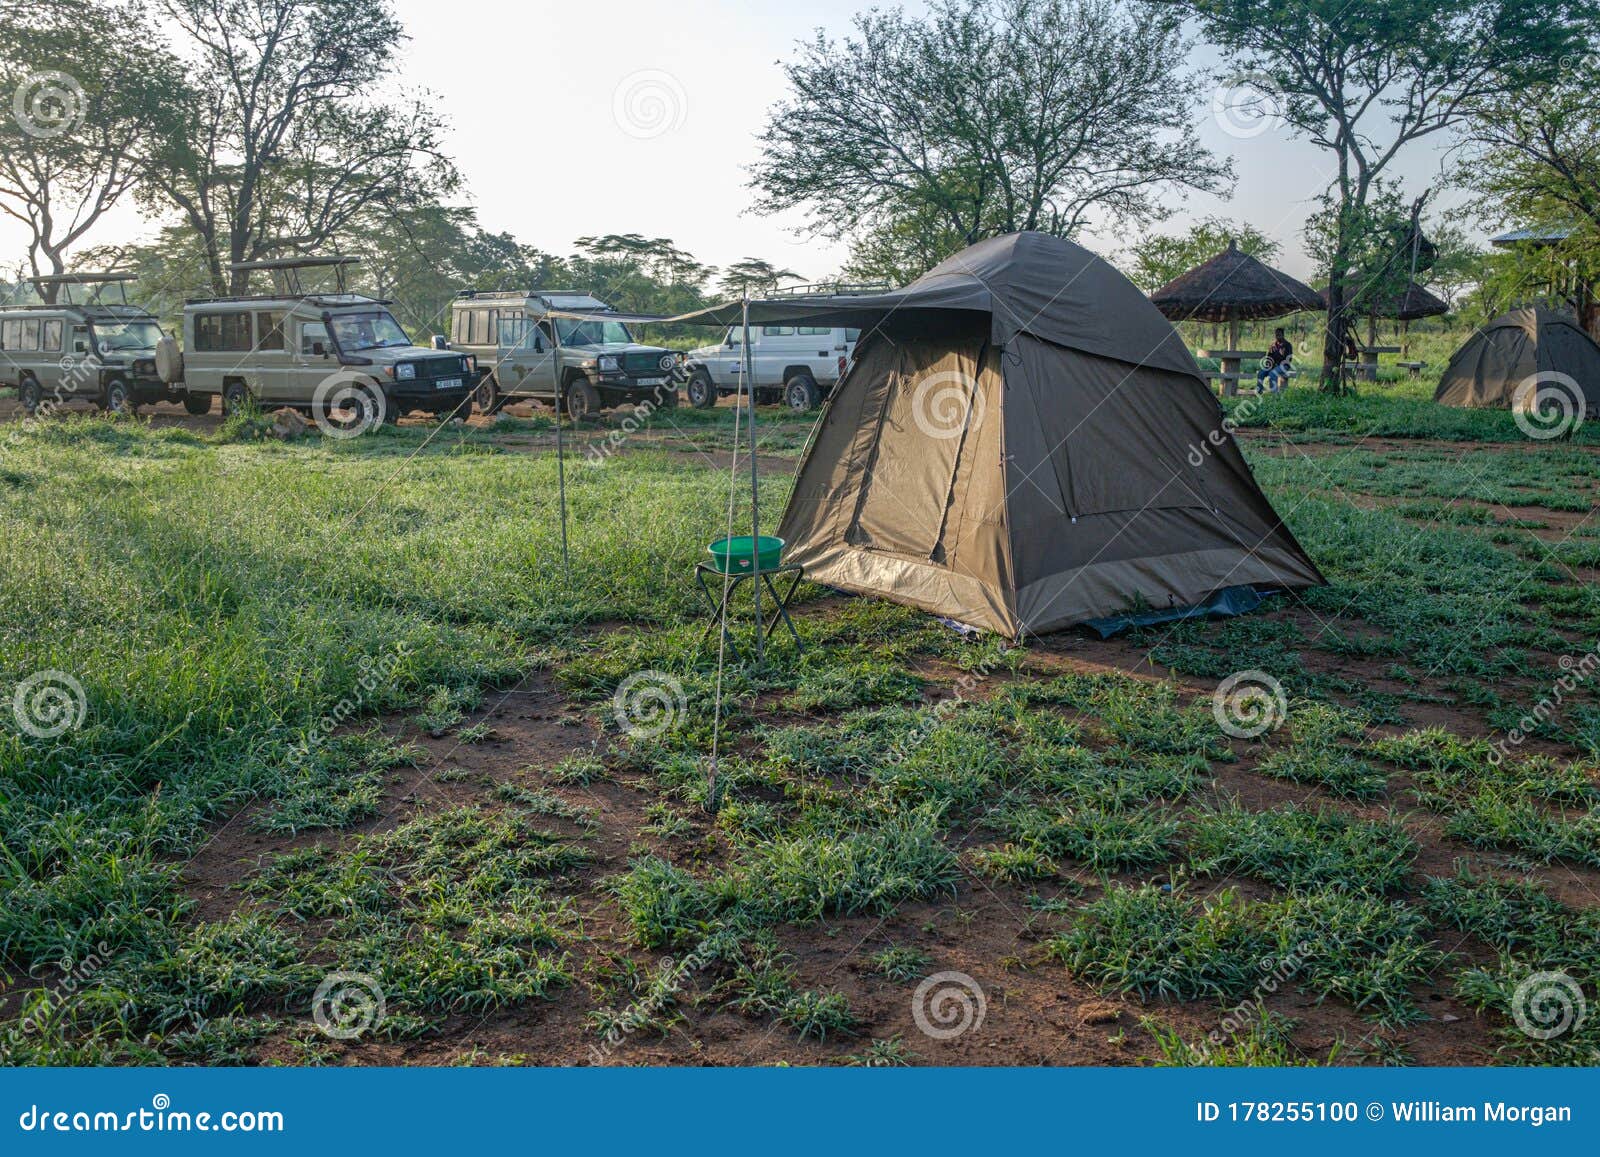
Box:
[163,257,479,426]
[0,273,185,415]
[449,289,681,420]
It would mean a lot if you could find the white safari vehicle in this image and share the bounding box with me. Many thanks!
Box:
[681,284,878,411]
[160,257,478,426]
[0,273,187,415]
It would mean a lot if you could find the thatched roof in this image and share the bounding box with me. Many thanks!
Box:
[1148,239,1324,322]
[1323,279,1449,321]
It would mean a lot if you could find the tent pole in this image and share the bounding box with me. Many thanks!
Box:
[744,293,762,665]
[553,322,570,582]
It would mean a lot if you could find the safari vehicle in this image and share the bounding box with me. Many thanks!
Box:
[450,289,681,421]
[0,273,186,416]
[681,283,877,412]
[162,257,478,424]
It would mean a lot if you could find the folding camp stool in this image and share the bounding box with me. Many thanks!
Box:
[693,562,805,661]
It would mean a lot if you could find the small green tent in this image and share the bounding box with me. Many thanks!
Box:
[1435,307,1600,413]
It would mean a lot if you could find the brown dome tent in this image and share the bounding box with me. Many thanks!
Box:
[1435,307,1600,412]
[672,233,1325,638]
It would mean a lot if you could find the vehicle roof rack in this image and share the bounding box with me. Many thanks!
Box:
[227,256,360,297]
[20,271,141,307]
[455,288,594,300]
[768,281,893,298]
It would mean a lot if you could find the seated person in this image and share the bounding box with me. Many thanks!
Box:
[1254,328,1293,393]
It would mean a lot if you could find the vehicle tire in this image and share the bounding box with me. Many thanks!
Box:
[784,373,822,412]
[566,379,600,422]
[104,378,138,417]
[182,393,212,416]
[221,380,253,416]
[654,383,679,409]
[154,336,184,384]
[474,374,504,416]
[686,370,717,409]
[18,375,43,416]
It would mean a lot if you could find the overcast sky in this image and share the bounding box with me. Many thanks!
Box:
[2,0,1474,284]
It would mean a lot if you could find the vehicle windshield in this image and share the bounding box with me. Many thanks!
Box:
[555,318,632,347]
[91,320,163,352]
[329,311,411,352]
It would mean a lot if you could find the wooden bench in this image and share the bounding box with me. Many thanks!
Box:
[1397,361,1425,379]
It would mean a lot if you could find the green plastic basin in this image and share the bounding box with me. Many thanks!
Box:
[707,535,784,575]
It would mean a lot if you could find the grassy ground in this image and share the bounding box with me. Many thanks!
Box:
[1,389,1597,1067]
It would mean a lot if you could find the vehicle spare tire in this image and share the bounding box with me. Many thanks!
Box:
[154,337,184,384]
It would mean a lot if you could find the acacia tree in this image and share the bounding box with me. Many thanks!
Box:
[0,0,182,296]
[146,0,458,295]
[1456,64,1600,333]
[752,0,1228,275]
[1167,0,1593,391]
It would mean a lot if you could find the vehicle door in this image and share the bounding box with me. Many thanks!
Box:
[721,326,748,390]
[249,311,291,401]
[497,314,557,400]
[34,317,68,396]
[295,317,337,399]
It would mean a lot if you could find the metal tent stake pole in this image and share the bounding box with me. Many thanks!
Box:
[744,294,762,665]
[554,337,570,582]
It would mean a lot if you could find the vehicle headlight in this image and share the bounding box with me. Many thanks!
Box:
[597,355,620,373]
[395,363,417,380]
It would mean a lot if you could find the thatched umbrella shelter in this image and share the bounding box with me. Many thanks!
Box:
[1321,279,1448,352]
[1148,240,1324,393]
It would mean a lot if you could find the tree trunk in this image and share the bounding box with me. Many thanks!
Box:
[1321,271,1348,393]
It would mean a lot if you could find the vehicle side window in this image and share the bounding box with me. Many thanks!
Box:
[844,329,861,342]
[796,327,828,336]
[0,320,18,350]
[256,312,286,351]
[497,317,529,347]
[300,321,329,356]
[762,326,795,336]
[41,320,63,351]
[19,319,40,350]
[194,312,252,352]
[70,326,90,354]
[453,311,465,344]
[471,309,491,344]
